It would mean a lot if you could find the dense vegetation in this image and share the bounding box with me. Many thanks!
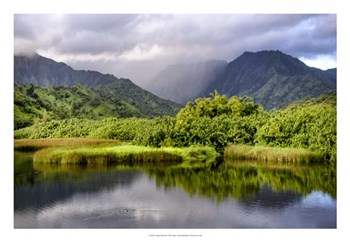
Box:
[32,145,218,169]
[224,144,324,165]
[15,92,336,166]
[14,84,180,129]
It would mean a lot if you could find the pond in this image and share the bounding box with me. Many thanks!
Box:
[14,151,336,228]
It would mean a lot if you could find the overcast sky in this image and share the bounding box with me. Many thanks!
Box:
[14,14,336,85]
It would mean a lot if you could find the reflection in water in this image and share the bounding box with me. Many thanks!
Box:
[146,164,336,202]
[14,152,336,228]
[15,168,142,211]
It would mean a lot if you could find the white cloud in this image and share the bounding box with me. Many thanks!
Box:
[299,55,336,70]
[119,44,163,61]
[38,44,164,64]
[37,49,120,63]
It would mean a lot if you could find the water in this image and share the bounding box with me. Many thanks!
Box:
[14,152,336,228]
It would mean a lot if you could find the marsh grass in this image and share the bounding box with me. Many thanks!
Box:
[33,145,218,168]
[224,144,325,165]
[14,138,121,151]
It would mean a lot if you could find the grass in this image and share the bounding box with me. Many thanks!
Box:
[224,144,325,165]
[14,138,121,151]
[15,138,325,168]
[32,143,218,168]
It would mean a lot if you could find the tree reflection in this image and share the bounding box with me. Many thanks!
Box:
[146,163,336,203]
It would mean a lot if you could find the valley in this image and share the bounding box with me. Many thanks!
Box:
[14,49,337,229]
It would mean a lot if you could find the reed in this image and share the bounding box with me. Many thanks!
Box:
[224,144,325,165]
[33,145,218,168]
[14,138,121,151]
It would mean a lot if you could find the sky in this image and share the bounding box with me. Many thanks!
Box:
[14,14,336,86]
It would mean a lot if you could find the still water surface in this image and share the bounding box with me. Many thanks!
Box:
[14,152,336,228]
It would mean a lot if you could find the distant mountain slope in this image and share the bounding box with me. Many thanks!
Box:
[14,84,180,129]
[205,50,336,109]
[14,54,181,128]
[325,68,336,85]
[144,60,227,104]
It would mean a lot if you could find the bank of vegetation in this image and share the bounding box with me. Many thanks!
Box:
[33,145,218,168]
[224,144,324,165]
[14,92,336,166]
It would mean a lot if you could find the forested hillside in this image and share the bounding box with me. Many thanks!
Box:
[15,92,336,165]
[14,54,181,129]
[14,84,180,129]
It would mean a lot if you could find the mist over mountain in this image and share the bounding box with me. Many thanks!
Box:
[148,50,336,109]
[15,54,137,88]
[144,60,227,104]
[14,50,337,125]
[14,54,181,128]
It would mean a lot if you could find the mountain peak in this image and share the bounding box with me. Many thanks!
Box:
[206,50,336,109]
[241,50,284,57]
[234,50,309,76]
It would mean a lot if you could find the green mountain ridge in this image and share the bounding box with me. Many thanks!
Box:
[14,83,180,130]
[14,54,181,129]
[206,50,336,109]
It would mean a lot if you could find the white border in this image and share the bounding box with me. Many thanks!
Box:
[1,1,349,241]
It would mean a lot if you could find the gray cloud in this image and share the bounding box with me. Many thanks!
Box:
[14,14,336,84]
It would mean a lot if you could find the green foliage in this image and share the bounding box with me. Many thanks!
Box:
[176,91,261,120]
[173,92,263,151]
[255,101,336,166]
[225,144,325,165]
[32,145,217,169]
[14,92,336,165]
[15,117,177,149]
[14,84,181,130]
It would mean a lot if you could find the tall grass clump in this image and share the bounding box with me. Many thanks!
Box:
[33,145,218,168]
[224,144,325,165]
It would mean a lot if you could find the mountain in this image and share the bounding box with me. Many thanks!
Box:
[14,54,181,129]
[144,60,227,104]
[15,84,179,129]
[325,68,336,84]
[15,54,121,87]
[205,50,336,109]
[146,50,336,109]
